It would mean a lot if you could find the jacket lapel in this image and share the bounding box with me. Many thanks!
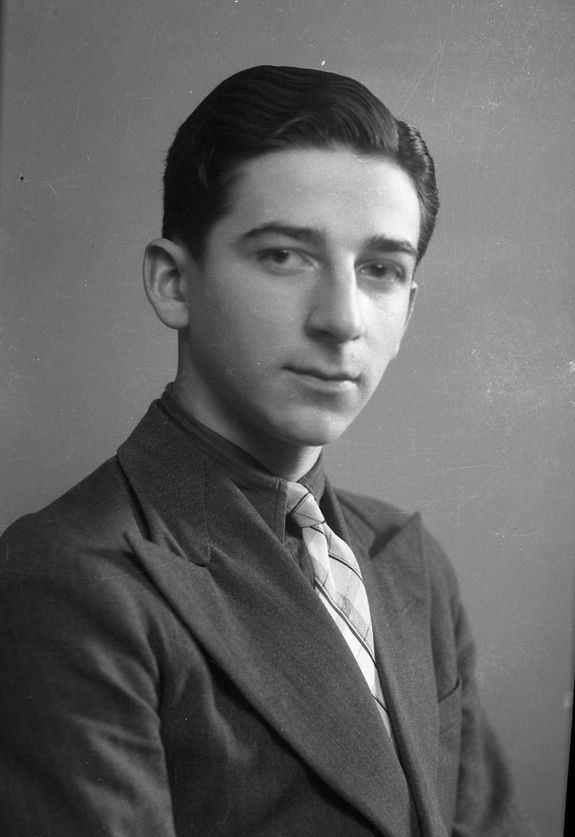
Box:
[117,404,416,836]
[337,497,449,837]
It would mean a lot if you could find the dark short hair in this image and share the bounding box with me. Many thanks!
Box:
[162,65,439,263]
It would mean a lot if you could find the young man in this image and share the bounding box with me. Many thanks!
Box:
[0,66,533,835]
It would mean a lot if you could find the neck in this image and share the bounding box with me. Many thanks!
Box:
[172,381,322,481]
[250,444,322,482]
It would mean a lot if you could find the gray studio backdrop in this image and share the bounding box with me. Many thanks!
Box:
[1,1,573,833]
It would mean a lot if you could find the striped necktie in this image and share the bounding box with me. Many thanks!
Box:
[286,482,392,737]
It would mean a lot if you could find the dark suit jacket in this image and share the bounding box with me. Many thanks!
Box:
[0,401,532,836]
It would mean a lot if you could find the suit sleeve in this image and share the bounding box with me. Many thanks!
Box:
[427,531,537,836]
[0,520,176,837]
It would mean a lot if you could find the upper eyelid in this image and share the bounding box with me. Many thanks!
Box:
[255,248,315,269]
[254,240,313,254]
[257,246,310,258]
[256,245,315,261]
[359,258,406,275]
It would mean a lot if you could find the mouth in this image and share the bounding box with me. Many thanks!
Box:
[287,366,360,391]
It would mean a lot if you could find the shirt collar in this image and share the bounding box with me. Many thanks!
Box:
[159,385,325,538]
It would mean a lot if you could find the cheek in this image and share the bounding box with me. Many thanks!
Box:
[207,275,286,334]
[368,306,408,353]
[207,308,285,377]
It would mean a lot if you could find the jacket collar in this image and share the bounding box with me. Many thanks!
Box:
[157,387,326,541]
[117,401,442,835]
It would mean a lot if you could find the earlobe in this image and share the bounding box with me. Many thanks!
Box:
[143,238,192,330]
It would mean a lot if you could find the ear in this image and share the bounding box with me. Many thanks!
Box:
[143,238,193,330]
[405,280,418,326]
[393,281,418,358]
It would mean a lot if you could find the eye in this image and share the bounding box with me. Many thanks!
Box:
[255,248,314,275]
[359,261,405,285]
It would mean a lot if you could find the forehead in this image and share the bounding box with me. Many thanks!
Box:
[216,147,421,249]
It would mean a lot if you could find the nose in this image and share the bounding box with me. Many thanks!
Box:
[305,264,365,344]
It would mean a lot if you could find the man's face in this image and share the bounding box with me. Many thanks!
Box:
[176,147,421,468]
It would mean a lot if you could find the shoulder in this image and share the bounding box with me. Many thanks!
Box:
[0,456,170,662]
[0,456,146,591]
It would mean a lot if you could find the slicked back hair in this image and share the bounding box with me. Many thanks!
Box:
[162,65,439,263]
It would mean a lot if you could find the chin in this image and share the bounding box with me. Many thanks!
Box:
[278,411,356,448]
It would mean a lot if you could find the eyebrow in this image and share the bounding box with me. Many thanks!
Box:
[238,222,418,259]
